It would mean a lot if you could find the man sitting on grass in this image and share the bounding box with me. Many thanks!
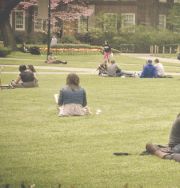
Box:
[146,113,180,162]
[140,59,157,78]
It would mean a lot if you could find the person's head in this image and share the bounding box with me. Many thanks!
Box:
[27,65,36,72]
[19,65,27,72]
[147,59,153,64]
[154,58,159,63]
[110,60,116,64]
[66,73,80,87]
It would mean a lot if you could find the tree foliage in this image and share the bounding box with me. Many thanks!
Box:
[167,4,180,32]
[0,0,93,49]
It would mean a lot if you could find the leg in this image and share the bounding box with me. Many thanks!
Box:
[146,143,170,159]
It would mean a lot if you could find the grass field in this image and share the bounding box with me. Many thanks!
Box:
[1,53,180,188]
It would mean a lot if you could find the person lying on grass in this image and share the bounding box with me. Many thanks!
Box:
[57,73,91,117]
[146,113,180,162]
[11,64,38,88]
[45,53,67,64]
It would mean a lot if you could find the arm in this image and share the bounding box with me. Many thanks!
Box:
[14,75,21,84]
[58,89,63,106]
[82,89,87,107]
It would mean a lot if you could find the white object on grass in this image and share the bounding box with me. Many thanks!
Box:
[54,93,59,104]
[96,109,102,115]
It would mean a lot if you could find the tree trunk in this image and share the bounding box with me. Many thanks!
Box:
[0,19,17,50]
[0,0,21,50]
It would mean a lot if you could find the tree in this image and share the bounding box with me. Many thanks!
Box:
[0,0,93,49]
[167,4,180,32]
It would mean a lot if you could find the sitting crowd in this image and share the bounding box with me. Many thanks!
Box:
[97,58,171,78]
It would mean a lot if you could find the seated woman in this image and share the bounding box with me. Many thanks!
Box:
[146,113,180,162]
[57,73,91,116]
[11,65,38,88]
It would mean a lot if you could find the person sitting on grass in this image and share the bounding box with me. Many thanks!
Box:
[45,53,67,64]
[27,64,38,83]
[97,60,108,76]
[146,113,180,162]
[140,59,157,78]
[107,60,122,77]
[11,65,38,88]
[154,58,173,78]
[57,73,91,117]
[154,58,165,78]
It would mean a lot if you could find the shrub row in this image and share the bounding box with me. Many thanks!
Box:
[0,47,11,57]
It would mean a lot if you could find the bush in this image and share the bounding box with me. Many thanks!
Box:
[61,35,79,44]
[0,47,11,57]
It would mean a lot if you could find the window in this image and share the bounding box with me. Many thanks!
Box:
[159,14,166,29]
[103,13,117,32]
[121,13,135,29]
[159,0,167,2]
[15,10,25,31]
[174,0,180,3]
[78,16,88,33]
[34,10,45,32]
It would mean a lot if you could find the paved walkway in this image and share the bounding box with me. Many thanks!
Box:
[1,54,180,75]
[121,53,180,64]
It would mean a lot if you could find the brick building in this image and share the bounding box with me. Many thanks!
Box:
[9,0,180,37]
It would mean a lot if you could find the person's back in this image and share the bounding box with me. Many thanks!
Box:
[58,86,86,107]
[20,71,35,82]
[107,60,121,77]
[57,73,90,116]
[140,60,157,78]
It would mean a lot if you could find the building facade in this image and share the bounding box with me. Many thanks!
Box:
[9,0,180,38]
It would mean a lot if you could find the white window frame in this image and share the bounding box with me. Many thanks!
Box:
[121,13,135,28]
[34,10,44,32]
[159,0,167,2]
[78,16,88,33]
[159,14,166,29]
[14,10,25,31]
[103,13,118,32]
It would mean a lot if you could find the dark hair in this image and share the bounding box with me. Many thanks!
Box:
[154,59,159,63]
[19,65,27,72]
[66,73,80,87]
[28,64,36,72]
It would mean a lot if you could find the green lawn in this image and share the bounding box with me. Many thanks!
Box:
[1,53,180,188]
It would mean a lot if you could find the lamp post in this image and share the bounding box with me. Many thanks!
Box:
[47,0,51,60]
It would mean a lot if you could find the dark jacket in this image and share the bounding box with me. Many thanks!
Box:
[140,63,157,78]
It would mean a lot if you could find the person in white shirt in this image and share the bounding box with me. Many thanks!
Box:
[154,58,165,78]
[50,35,57,47]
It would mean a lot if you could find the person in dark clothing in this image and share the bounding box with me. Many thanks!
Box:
[140,59,157,78]
[103,41,112,63]
[11,65,38,88]
[146,113,180,162]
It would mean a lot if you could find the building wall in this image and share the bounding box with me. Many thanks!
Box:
[9,0,177,38]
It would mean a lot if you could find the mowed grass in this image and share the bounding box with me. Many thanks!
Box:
[1,52,180,73]
[1,73,180,188]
